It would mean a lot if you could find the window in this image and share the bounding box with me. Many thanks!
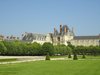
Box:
[58,37,60,41]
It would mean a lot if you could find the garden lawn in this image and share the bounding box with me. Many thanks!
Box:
[0,58,17,62]
[0,60,100,75]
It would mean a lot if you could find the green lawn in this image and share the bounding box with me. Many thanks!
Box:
[0,60,100,75]
[50,55,67,58]
[0,58,17,62]
[51,55,100,59]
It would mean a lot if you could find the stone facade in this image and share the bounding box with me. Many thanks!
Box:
[71,36,100,46]
[52,25,74,45]
[0,35,4,41]
[22,25,100,46]
[22,25,74,45]
[22,32,52,44]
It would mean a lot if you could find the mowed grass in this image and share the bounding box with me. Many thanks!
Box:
[0,60,100,75]
[0,58,17,62]
[51,55,100,60]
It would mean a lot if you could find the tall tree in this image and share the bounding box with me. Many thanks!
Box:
[0,41,7,55]
[41,42,54,55]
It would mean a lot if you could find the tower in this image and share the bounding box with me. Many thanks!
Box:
[64,26,67,33]
[54,27,56,35]
[60,25,62,34]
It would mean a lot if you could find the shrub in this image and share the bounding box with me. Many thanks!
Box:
[73,53,78,60]
[42,42,54,56]
[82,52,86,59]
[45,53,50,60]
[68,53,72,58]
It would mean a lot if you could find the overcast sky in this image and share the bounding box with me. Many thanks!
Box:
[0,0,100,36]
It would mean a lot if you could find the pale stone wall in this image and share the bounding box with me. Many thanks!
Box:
[71,39,100,46]
[46,34,52,43]
[63,35,73,46]
[32,40,46,45]
[52,35,74,46]
[32,33,52,45]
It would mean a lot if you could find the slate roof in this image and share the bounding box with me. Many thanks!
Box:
[22,33,46,41]
[74,36,100,40]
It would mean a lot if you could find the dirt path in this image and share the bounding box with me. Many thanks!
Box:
[0,56,45,64]
[0,56,86,64]
[0,56,72,64]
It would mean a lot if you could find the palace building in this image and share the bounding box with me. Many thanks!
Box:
[22,25,100,46]
[0,35,4,41]
[71,36,100,46]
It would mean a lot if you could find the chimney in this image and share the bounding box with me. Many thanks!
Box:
[54,27,56,35]
[60,25,62,34]
[64,26,67,33]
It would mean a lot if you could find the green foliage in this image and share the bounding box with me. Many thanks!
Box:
[42,42,54,55]
[58,44,67,55]
[54,44,72,56]
[82,52,86,59]
[68,53,71,58]
[2,41,42,56]
[74,46,100,56]
[0,40,100,56]
[0,41,7,55]
[67,42,75,49]
[27,42,42,55]
[67,46,72,58]
[3,41,17,55]
[73,53,78,60]
[45,53,50,60]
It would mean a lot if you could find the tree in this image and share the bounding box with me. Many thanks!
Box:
[18,42,28,55]
[27,42,42,56]
[67,42,75,50]
[67,46,72,58]
[73,52,78,60]
[0,41,7,55]
[58,44,67,55]
[32,42,42,55]
[41,42,54,56]
[73,47,78,60]
[3,41,17,55]
[54,45,59,55]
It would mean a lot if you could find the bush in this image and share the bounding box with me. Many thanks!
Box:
[68,53,72,58]
[82,52,86,59]
[45,53,50,60]
[73,53,78,60]
[42,42,54,56]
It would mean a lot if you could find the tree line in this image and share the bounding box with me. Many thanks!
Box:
[0,41,100,56]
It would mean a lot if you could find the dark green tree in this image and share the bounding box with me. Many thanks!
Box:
[3,41,17,55]
[68,53,71,58]
[32,42,42,55]
[0,41,7,55]
[73,52,78,60]
[67,46,72,58]
[41,42,54,56]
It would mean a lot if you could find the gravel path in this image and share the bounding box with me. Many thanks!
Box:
[1,56,98,64]
[0,56,72,64]
[0,56,46,64]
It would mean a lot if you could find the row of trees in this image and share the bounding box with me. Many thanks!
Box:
[0,41,100,56]
[74,46,100,56]
[0,41,54,56]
